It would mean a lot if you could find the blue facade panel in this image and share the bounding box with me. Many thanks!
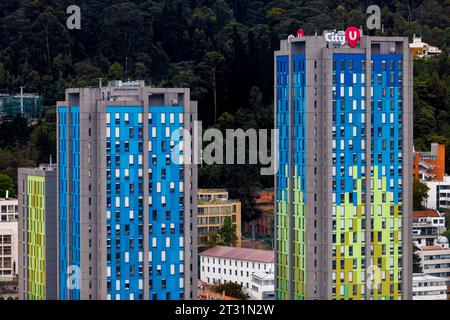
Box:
[58,106,80,300]
[105,106,185,300]
[148,106,184,300]
[106,106,145,300]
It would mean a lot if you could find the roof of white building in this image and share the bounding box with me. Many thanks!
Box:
[413,273,446,281]
[420,245,449,251]
[413,210,441,218]
[200,246,274,263]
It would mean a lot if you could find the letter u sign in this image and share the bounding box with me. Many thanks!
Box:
[345,26,361,48]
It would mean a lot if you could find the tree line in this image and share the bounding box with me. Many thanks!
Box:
[0,0,449,221]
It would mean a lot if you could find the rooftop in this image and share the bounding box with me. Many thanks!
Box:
[200,246,274,263]
[0,198,18,203]
[413,273,447,283]
[413,210,441,218]
[420,245,449,251]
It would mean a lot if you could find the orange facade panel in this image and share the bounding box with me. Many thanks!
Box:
[414,144,446,182]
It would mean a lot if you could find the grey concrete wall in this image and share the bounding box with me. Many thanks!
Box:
[57,83,198,300]
[274,35,413,300]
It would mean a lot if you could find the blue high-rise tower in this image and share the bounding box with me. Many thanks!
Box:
[57,81,198,300]
[275,33,413,300]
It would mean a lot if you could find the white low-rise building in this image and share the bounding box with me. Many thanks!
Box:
[419,240,450,290]
[413,273,447,300]
[200,246,274,298]
[0,197,18,280]
[249,271,275,300]
[424,176,450,210]
[413,210,446,246]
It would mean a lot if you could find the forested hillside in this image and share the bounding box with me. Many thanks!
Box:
[0,0,449,220]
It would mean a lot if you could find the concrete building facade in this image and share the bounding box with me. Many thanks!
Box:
[275,32,413,300]
[412,210,446,247]
[412,273,447,300]
[249,271,275,300]
[419,243,450,286]
[424,176,450,210]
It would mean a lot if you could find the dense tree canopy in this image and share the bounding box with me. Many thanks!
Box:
[0,0,449,221]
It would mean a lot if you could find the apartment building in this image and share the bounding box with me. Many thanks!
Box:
[275,31,413,299]
[412,210,446,246]
[17,165,58,300]
[197,189,241,247]
[56,80,198,300]
[412,273,447,300]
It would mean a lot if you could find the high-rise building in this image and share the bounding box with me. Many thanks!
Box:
[18,165,58,300]
[274,31,413,300]
[56,80,198,300]
[0,197,18,280]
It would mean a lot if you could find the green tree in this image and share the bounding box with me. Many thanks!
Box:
[211,282,249,300]
[413,177,429,210]
[108,62,125,80]
[413,243,423,273]
[201,51,225,124]
[0,173,15,198]
[218,216,237,246]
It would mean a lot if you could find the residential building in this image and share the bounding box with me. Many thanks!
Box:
[419,241,450,287]
[249,271,275,300]
[0,197,18,281]
[200,246,274,295]
[244,189,274,236]
[423,176,450,210]
[17,165,58,300]
[412,273,447,300]
[409,35,442,58]
[413,210,446,246]
[197,189,241,247]
[275,32,413,300]
[0,278,19,300]
[56,80,198,300]
[413,143,446,181]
